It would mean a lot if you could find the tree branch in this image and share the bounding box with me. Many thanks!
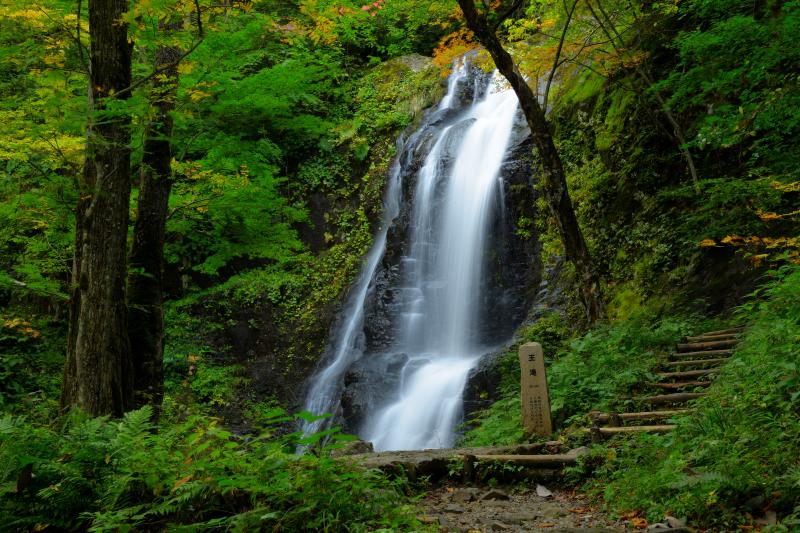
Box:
[112,0,205,100]
[543,0,579,111]
[493,0,526,31]
[586,0,700,192]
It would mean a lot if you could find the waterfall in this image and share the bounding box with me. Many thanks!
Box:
[302,61,524,451]
[299,66,466,437]
[364,73,519,450]
[299,136,404,438]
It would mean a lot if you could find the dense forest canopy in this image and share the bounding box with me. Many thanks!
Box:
[1,0,798,530]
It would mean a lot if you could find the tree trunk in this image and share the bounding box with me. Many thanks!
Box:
[128,43,180,412]
[458,0,604,323]
[61,0,133,416]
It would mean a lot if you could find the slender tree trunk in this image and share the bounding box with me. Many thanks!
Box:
[459,0,605,323]
[586,0,700,192]
[61,0,133,416]
[128,42,180,412]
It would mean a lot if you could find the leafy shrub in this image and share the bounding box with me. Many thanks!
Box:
[0,316,62,417]
[0,407,427,532]
[461,310,704,446]
[594,266,800,528]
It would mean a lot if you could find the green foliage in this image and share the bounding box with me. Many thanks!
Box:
[547,315,691,423]
[0,406,428,531]
[589,266,800,528]
[300,0,457,59]
[0,2,82,303]
[659,1,800,178]
[462,311,705,446]
[0,316,62,416]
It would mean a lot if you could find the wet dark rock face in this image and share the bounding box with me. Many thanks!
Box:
[462,258,567,420]
[339,65,544,434]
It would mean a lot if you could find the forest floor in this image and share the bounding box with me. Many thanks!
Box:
[417,484,638,532]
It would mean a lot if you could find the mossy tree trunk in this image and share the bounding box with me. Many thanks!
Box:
[458,0,605,324]
[128,39,181,413]
[61,0,134,416]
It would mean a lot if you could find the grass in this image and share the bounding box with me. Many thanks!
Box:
[462,265,800,528]
[593,266,800,529]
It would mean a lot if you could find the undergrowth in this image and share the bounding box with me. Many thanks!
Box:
[0,407,428,532]
[464,266,800,528]
[461,311,709,446]
[588,266,800,529]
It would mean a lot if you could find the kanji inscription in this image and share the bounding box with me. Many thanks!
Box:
[519,342,553,436]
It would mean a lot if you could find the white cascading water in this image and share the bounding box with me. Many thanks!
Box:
[438,58,468,110]
[364,73,520,450]
[300,137,405,438]
[302,61,521,451]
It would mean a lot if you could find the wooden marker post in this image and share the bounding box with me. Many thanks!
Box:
[519,342,553,436]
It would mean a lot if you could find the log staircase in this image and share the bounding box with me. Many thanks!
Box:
[587,326,744,441]
[349,326,744,478]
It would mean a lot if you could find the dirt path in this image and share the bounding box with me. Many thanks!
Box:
[417,484,629,532]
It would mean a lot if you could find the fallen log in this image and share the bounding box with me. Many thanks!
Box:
[595,425,676,435]
[657,369,718,379]
[670,349,732,359]
[685,333,739,342]
[637,392,706,405]
[677,339,738,351]
[649,380,711,390]
[699,326,745,336]
[664,357,727,368]
[348,442,551,480]
[472,453,581,466]
[591,409,691,424]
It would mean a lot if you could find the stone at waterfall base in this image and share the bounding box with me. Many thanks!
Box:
[329,439,374,457]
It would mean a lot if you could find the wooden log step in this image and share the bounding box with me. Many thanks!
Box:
[670,349,733,360]
[591,409,691,424]
[595,425,676,435]
[664,357,727,368]
[637,392,705,405]
[699,326,745,336]
[657,369,718,379]
[677,339,738,352]
[685,333,739,342]
[649,380,711,390]
[472,453,580,466]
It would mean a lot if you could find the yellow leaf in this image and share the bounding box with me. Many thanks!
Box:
[178,62,194,75]
[756,210,782,221]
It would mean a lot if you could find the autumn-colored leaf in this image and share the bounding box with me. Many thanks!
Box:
[172,475,192,492]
